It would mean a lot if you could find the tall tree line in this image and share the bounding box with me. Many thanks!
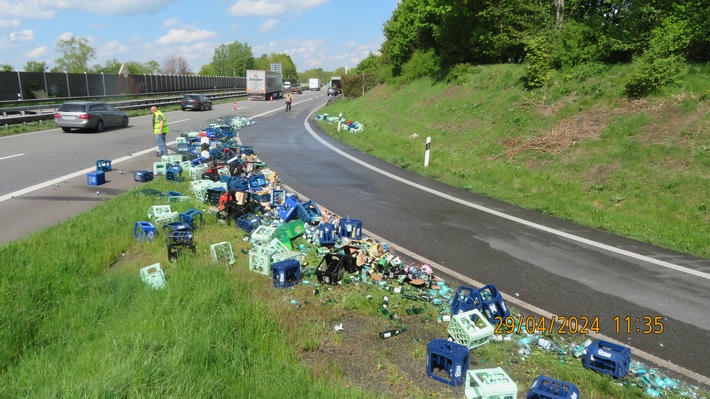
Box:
[381,0,709,74]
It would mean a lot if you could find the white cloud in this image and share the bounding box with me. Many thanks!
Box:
[228,0,329,17]
[99,40,129,57]
[25,46,47,58]
[258,19,278,32]
[58,32,74,41]
[9,29,33,41]
[0,1,56,18]
[0,19,21,28]
[155,28,217,45]
[163,17,179,28]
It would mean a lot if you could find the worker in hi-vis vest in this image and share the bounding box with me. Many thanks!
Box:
[151,106,169,156]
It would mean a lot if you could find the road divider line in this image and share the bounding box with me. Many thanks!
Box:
[0,153,24,161]
[300,107,710,281]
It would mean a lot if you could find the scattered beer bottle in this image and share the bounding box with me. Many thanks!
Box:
[379,325,408,339]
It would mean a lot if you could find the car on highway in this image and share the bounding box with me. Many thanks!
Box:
[292,86,301,94]
[283,81,292,92]
[53,101,129,133]
[327,87,339,97]
[181,94,213,111]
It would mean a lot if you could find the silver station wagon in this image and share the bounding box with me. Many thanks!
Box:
[54,102,129,132]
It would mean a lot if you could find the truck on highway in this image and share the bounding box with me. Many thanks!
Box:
[246,70,284,101]
[308,78,321,91]
[330,76,342,94]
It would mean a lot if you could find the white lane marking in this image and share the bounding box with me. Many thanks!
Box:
[295,108,709,280]
[0,153,24,161]
[0,116,193,202]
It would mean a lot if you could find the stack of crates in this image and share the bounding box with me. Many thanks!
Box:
[426,338,469,387]
[166,231,196,262]
[248,238,291,276]
[465,367,518,399]
[526,375,580,399]
[448,309,495,350]
[583,340,631,379]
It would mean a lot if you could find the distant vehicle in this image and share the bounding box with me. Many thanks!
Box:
[309,78,321,91]
[292,86,302,94]
[54,101,128,133]
[283,81,292,91]
[327,87,339,97]
[181,94,213,111]
[246,69,284,101]
[330,76,342,94]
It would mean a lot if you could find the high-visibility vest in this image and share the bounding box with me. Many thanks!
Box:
[153,110,169,134]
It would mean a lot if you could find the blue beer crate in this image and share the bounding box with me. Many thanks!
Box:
[271,188,285,206]
[526,375,580,399]
[248,173,267,189]
[179,208,203,230]
[87,171,105,186]
[165,165,182,182]
[477,284,510,323]
[228,177,249,191]
[296,200,322,224]
[134,170,154,182]
[236,213,261,233]
[450,285,481,316]
[162,221,192,234]
[338,218,362,240]
[272,259,301,288]
[318,223,336,246]
[426,338,469,387]
[95,159,112,172]
[278,196,300,221]
[584,340,631,379]
[134,221,157,242]
[239,145,254,155]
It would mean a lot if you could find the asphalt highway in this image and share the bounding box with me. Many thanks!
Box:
[1,91,708,387]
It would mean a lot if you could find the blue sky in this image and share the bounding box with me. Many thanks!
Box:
[0,0,400,73]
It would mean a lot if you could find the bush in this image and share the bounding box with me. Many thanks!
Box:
[523,35,550,89]
[445,63,479,85]
[624,16,690,97]
[397,50,440,84]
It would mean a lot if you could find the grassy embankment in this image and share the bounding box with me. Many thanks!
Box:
[319,63,710,260]
[0,181,702,398]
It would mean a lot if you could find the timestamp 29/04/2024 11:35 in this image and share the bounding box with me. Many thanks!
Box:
[493,315,665,335]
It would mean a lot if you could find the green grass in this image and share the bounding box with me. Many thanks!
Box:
[1,179,706,398]
[320,63,710,259]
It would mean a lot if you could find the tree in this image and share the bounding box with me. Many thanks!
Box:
[91,58,122,74]
[253,53,297,80]
[209,41,254,76]
[24,61,47,72]
[1,64,14,72]
[161,55,191,74]
[53,36,95,73]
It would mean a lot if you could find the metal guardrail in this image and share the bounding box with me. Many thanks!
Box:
[0,91,247,127]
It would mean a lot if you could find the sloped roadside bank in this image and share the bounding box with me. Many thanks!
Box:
[318,64,710,260]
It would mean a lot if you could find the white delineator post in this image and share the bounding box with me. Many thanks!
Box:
[424,136,431,167]
[337,113,343,132]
